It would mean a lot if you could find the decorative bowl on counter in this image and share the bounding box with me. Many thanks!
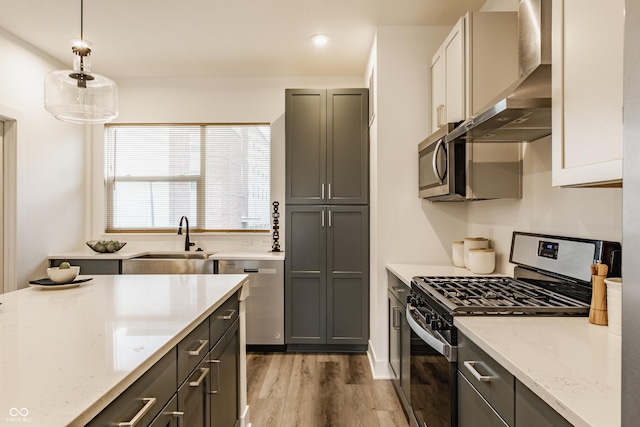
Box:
[86,239,127,253]
[47,266,80,284]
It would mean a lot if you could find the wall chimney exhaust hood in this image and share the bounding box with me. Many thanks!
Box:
[447,0,551,144]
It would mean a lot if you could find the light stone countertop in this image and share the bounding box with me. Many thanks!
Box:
[386,263,621,427]
[0,274,248,426]
[47,250,286,261]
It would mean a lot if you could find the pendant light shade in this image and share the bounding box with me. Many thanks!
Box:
[44,1,118,124]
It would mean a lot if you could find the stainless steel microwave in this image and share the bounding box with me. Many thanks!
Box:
[418,124,523,201]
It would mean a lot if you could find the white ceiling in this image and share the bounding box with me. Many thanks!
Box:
[0,0,488,79]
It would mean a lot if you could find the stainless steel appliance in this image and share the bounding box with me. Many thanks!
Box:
[446,0,551,145]
[406,232,621,427]
[418,125,522,201]
[218,259,285,349]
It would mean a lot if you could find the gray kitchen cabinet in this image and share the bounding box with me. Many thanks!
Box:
[285,205,369,348]
[458,332,573,427]
[49,258,121,274]
[148,395,181,427]
[515,379,572,427]
[209,319,239,427]
[458,372,509,427]
[387,272,410,415]
[285,87,369,351]
[285,88,369,206]
[86,349,178,426]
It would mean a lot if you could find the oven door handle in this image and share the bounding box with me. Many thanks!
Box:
[406,304,457,362]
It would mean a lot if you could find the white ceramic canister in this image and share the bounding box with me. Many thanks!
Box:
[604,277,622,336]
[452,241,465,267]
[468,248,495,274]
[463,237,490,268]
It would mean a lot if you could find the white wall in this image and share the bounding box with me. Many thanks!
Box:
[0,28,86,289]
[467,136,623,275]
[89,76,365,253]
[369,26,468,376]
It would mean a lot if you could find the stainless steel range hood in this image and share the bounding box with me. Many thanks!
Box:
[447,0,551,144]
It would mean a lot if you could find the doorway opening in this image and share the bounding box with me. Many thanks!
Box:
[0,116,17,294]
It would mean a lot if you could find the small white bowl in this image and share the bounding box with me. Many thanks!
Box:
[47,266,80,284]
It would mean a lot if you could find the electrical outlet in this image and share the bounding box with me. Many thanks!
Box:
[260,239,271,245]
[241,238,252,246]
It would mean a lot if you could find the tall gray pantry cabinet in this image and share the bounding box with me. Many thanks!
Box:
[285,88,369,350]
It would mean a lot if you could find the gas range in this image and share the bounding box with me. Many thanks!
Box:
[404,232,620,427]
[411,275,590,318]
[408,231,621,337]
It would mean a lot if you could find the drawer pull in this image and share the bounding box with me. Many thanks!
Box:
[189,367,210,387]
[208,359,221,394]
[464,361,493,382]
[220,309,237,320]
[188,339,209,356]
[168,411,184,427]
[118,397,156,426]
[243,268,259,273]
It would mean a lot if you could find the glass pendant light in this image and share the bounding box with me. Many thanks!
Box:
[44,0,118,124]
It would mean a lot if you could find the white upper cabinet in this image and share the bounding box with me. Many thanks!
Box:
[429,12,518,135]
[551,0,624,187]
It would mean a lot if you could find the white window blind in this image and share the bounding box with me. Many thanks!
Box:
[104,124,270,232]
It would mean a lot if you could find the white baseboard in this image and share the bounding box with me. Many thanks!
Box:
[240,404,250,427]
[367,340,393,379]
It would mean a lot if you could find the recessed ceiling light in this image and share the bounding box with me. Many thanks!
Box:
[311,34,330,47]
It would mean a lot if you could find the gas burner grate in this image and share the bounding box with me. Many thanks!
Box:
[413,276,590,315]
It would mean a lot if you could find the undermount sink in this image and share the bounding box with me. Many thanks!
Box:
[121,252,215,274]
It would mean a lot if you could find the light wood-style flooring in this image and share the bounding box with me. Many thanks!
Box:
[247,352,409,427]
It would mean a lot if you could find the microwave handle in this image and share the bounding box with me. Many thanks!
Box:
[432,139,447,183]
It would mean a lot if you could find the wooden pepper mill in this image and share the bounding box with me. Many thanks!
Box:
[589,262,609,325]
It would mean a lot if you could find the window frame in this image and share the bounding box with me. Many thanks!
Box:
[103,122,271,234]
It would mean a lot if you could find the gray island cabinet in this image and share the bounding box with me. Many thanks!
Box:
[284,88,369,350]
[0,274,248,427]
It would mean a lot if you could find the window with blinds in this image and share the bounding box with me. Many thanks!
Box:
[104,123,271,232]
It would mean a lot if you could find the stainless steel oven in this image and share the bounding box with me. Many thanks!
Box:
[407,298,457,427]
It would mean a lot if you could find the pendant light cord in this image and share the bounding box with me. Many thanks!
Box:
[80,0,84,41]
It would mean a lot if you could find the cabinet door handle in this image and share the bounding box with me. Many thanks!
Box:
[392,306,403,329]
[207,359,221,394]
[168,412,184,427]
[188,339,208,356]
[322,210,325,228]
[328,210,332,227]
[189,367,210,387]
[220,309,236,320]
[321,183,325,200]
[463,361,493,382]
[118,397,156,426]
[437,104,446,128]
[328,183,332,200]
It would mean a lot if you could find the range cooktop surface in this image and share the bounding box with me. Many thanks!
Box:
[412,276,590,315]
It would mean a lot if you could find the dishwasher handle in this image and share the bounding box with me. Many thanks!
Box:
[221,267,278,275]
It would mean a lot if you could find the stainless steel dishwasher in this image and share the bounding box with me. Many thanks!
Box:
[217,258,284,349]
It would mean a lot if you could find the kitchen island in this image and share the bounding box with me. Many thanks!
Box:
[387,263,620,427]
[0,274,249,426]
